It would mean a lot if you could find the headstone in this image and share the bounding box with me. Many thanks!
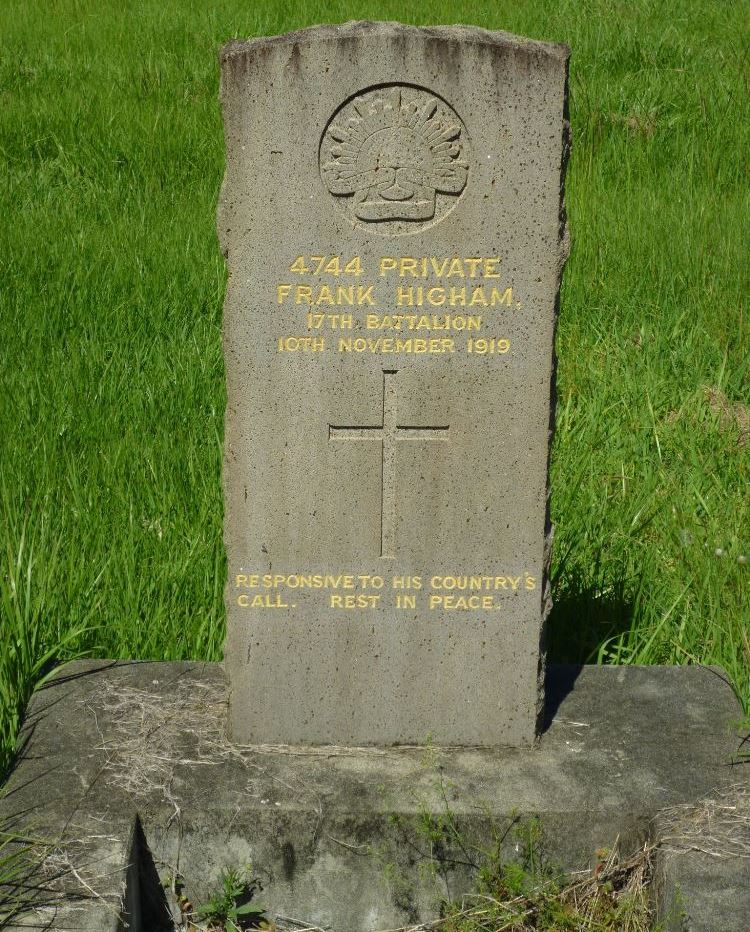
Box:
[219,21,570,746]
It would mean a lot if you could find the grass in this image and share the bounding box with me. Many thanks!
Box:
[191,865,266,931]
[416,818,659,932]
[0,820,58,928]
[0,0,748,780]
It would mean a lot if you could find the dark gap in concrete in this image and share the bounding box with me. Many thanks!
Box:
[120,815,173,932]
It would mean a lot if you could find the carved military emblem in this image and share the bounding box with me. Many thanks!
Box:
[320,85,469,232]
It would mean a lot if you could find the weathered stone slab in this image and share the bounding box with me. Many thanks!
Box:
[655,786,750,932]
[218,22,570,745]
[1,661,744,931]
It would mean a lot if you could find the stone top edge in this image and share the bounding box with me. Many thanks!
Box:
[220,20,570,64]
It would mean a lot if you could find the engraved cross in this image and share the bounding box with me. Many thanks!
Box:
[329,370,449,558]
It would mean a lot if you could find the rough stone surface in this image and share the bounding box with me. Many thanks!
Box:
[655,786,750,931]
[0,665,171,932]
[219,21,571,746]
[1,660,745,931]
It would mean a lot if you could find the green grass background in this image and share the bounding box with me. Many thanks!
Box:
[1,0,748,778]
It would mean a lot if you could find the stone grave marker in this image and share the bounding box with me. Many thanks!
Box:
[219,22,570,745]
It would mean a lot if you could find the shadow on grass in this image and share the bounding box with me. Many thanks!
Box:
[541,582,635,733]
[546,581,635,667]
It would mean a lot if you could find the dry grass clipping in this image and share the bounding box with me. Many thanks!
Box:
[703,386,750,447]
[658,782,750,860]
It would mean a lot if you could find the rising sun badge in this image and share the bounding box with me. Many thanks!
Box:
[320,85,469,232]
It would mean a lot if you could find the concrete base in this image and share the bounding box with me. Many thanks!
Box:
[1,661,746,930]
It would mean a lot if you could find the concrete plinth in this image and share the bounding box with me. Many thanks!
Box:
[1,660,746,930]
